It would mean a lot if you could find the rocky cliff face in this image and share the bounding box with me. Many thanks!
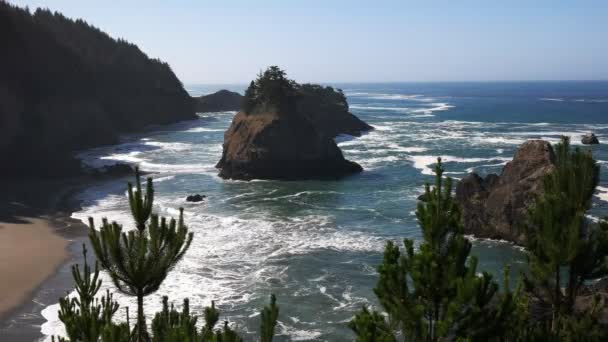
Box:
[296,84,373,138]
[0,2,196,178]
[455,140,556,245]
[216,109,362,181]
[194,90,242,113]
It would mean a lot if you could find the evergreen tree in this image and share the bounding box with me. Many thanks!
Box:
[242,80,257,114]
[88,168,193,342]
[350,158,518,341]
[150,295,279,342]
[523,136,608,338]
[52,245,130,342]
[260,294,279,342]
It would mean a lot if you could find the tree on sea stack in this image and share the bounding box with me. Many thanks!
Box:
[88,168,193,342]
[523,136,608,338]
[350,159,520,341]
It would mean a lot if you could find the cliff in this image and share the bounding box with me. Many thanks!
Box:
[455,140,556,245]
[296,84,373,138]
[0,2,196,178]
[194,90,242,113]
[216,111,362,180]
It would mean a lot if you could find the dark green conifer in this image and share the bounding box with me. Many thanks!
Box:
[260,294,279,342]
[88,168,193,342]
[150,295,278,341]
[351,158,518,341]
[52,245,130,342]
[523,136,608,338]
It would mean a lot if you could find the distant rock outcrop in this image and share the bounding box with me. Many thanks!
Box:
[194,90,242,113]
[216,67,364,181]
[582,133,600,145]
[455,140,556,245]
[0,3,195,179]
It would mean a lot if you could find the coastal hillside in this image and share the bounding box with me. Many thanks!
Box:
[0,2,196,178]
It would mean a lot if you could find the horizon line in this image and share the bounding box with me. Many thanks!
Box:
[185,79,608,86]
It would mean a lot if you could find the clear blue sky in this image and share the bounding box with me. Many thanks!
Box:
[13,0,608,84]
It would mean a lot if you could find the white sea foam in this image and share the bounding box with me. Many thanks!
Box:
[411,103,454,115]
[539,98,565,102]
[184,127,224,133]
[595,186,608,203]
[349,105,410,112]
[355,93,424,100]
[574,99,608,103]
[143,141,193,151]
[409,155,511,175]
[41,191,386,341]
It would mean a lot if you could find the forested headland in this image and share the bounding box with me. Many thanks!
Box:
[0,1,196,178]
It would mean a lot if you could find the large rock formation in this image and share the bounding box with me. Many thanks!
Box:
[216,66,367,181]
[194,90,242,113]
[455,140,556,245]
[0,3,196,178]
[216,110,362,180]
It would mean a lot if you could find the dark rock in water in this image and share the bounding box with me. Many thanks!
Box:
[296,84,373,138]
[216,111,362,181]
[581,133,600,145]
[186,194,206,202]
[455,140,555,245]
[194,90,242,113]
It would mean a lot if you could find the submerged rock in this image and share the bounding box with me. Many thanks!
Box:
[194,90,242,113]
[581,133,600,145]
[455,140,556,245]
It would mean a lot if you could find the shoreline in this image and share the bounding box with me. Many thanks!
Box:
[0,217,69,318]
[0,176,122,341]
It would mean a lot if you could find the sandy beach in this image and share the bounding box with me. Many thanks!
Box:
[0,178,95,341]
[0,217,68,317]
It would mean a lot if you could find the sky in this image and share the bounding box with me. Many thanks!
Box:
[12,0,608,84]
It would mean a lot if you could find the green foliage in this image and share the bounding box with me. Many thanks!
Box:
[351,159,518,341]
[88,168,193,341]
[260,294,279,342]
[150,295,279,342]
[522,136,608,338]
[241,66,349,117]
[52,245,130,342]
[55,170,282,341]
[348,307,395,342]
[0,1,193,178]
[241,66,297,114]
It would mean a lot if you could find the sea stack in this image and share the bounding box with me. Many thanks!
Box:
[216,66,367,181]
[455,140,556,245]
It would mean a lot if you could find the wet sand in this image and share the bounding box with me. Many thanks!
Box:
[0,217,68,317]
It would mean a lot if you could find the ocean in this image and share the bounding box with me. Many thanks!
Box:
[41,81,608,341]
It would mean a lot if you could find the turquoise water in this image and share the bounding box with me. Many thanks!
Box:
[42,82,608,341]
